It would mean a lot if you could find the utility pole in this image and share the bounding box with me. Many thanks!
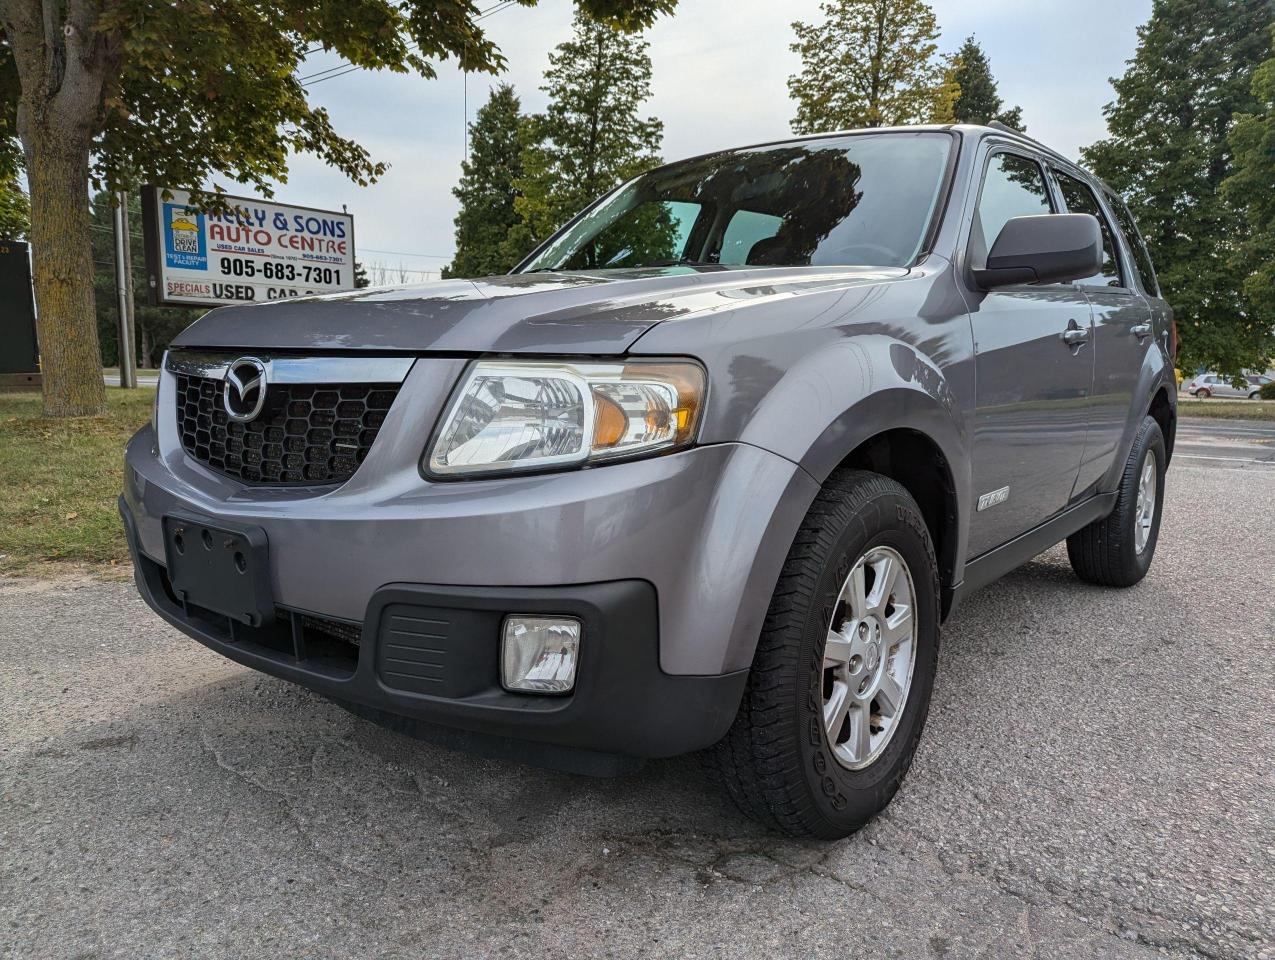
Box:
[112,191,137,388]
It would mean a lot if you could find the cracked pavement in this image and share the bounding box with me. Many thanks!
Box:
[2,453,1272,959]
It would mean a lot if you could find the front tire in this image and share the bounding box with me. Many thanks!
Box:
[1067,416,1165,587]
[706,469,940,839]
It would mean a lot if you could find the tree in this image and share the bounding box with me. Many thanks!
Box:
[788,0,956,134]
[1223,31,1275,371]
[88,192,194,369]
[0,0,676,418]
[506,12,665,262]
[443,83,527,278]
[1082,0,1275,381]
[946,36,1024,129]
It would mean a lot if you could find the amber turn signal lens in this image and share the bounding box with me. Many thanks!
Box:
[592,391,629,450]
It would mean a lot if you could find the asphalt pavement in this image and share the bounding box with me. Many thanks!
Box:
[1,422,1272,959]
[1172,417,1275,467]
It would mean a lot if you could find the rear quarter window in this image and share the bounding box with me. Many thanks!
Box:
[1104,192,1159,296]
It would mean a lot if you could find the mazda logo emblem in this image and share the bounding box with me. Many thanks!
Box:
[223,357,268,423]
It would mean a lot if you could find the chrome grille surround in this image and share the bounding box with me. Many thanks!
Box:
[165,352,414,487]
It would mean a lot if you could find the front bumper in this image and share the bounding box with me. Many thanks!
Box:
[121,365,820,760]
[120,496,746,765]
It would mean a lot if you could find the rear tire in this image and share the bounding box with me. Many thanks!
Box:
[707,469,940,839]
[1195,388,1211,398]
[1067,416,1165,587]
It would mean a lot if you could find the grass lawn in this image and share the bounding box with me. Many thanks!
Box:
[1177,398,1275,421]
[0,389,153,575]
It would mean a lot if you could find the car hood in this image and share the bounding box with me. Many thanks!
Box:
[170,265,909,355]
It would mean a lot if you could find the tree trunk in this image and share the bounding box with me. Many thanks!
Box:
[25,131,107,417]
[138,320,153,370]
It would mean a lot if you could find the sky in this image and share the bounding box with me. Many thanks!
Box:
[264,0,1154,282]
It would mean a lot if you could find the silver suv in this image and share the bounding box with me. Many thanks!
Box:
[121,125,1176,839]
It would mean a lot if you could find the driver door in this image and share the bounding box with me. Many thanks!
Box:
[966,148,1095,557]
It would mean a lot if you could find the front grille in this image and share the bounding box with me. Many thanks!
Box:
[175,374,400,485]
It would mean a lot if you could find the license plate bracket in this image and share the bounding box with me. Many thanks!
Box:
[162,512,274,627]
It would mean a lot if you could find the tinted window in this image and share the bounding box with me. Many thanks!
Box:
[1105,192,1159,296]
[519,133,954,271]
[1054,170,1121,287]
[973,153,1052,266]
[720,210,783,265]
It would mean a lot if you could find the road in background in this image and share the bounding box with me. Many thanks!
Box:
[1173,418,1275,467]
[104,373,159,387]
[1,437,1272,959]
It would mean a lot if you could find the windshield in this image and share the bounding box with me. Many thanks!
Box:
[517,132,953,273]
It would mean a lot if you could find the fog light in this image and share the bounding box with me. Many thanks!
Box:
[501,616,581,694]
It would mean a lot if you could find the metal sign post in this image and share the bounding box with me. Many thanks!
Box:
[112,191,137,388]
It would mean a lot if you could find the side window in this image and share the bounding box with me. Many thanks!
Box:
[1053,170,1121,287]
[1105,193,1160,296]
[972,152,1053,267]
[718,210,784,265]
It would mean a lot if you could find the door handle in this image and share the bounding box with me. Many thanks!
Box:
[1062,319,1089,348]
[1131,322,1152,340]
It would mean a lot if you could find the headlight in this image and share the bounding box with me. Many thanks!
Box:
[426,359,706,477]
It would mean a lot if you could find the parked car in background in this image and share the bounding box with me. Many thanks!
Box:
[1182,373,1270,399]
[120,123,1176,840]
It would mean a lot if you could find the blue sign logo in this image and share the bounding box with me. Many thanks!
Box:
[163,203,207,271]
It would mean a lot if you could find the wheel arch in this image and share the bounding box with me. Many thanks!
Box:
[826,425,964,620]
[1148,384,1176,464]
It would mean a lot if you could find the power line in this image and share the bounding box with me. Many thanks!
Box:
[90,223,145,240]
[358,246,452,260]
[301,1,514,87]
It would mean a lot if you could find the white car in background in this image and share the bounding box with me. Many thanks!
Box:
[1182,372,1271,399]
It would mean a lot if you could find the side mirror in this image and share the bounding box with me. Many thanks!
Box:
[972,213,1103,289]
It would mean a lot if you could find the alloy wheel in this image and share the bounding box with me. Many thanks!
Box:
[821,545,918,770]
[1134,457,1157,554]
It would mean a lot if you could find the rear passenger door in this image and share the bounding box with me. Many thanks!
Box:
[1049,167,1154,500]
[965,149,1095,557]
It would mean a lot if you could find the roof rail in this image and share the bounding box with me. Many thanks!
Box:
[986,120,1054,153]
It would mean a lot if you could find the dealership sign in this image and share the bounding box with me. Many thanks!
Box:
[141,186,356,308]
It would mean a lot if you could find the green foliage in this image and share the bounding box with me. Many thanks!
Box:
[1260,381,1275,400]
[3,0,678,204]
[946,35,1025,129]
[507,12,664,262]
[788,0,955,133]
[0,31,23,239]
[1082,0,1275,381]
[444,83,527,278]
[0,168,26,240]
[1224,35,1275,347]
[89,192,196,367]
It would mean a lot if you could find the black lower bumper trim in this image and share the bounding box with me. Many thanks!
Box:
[120,496,747,767]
